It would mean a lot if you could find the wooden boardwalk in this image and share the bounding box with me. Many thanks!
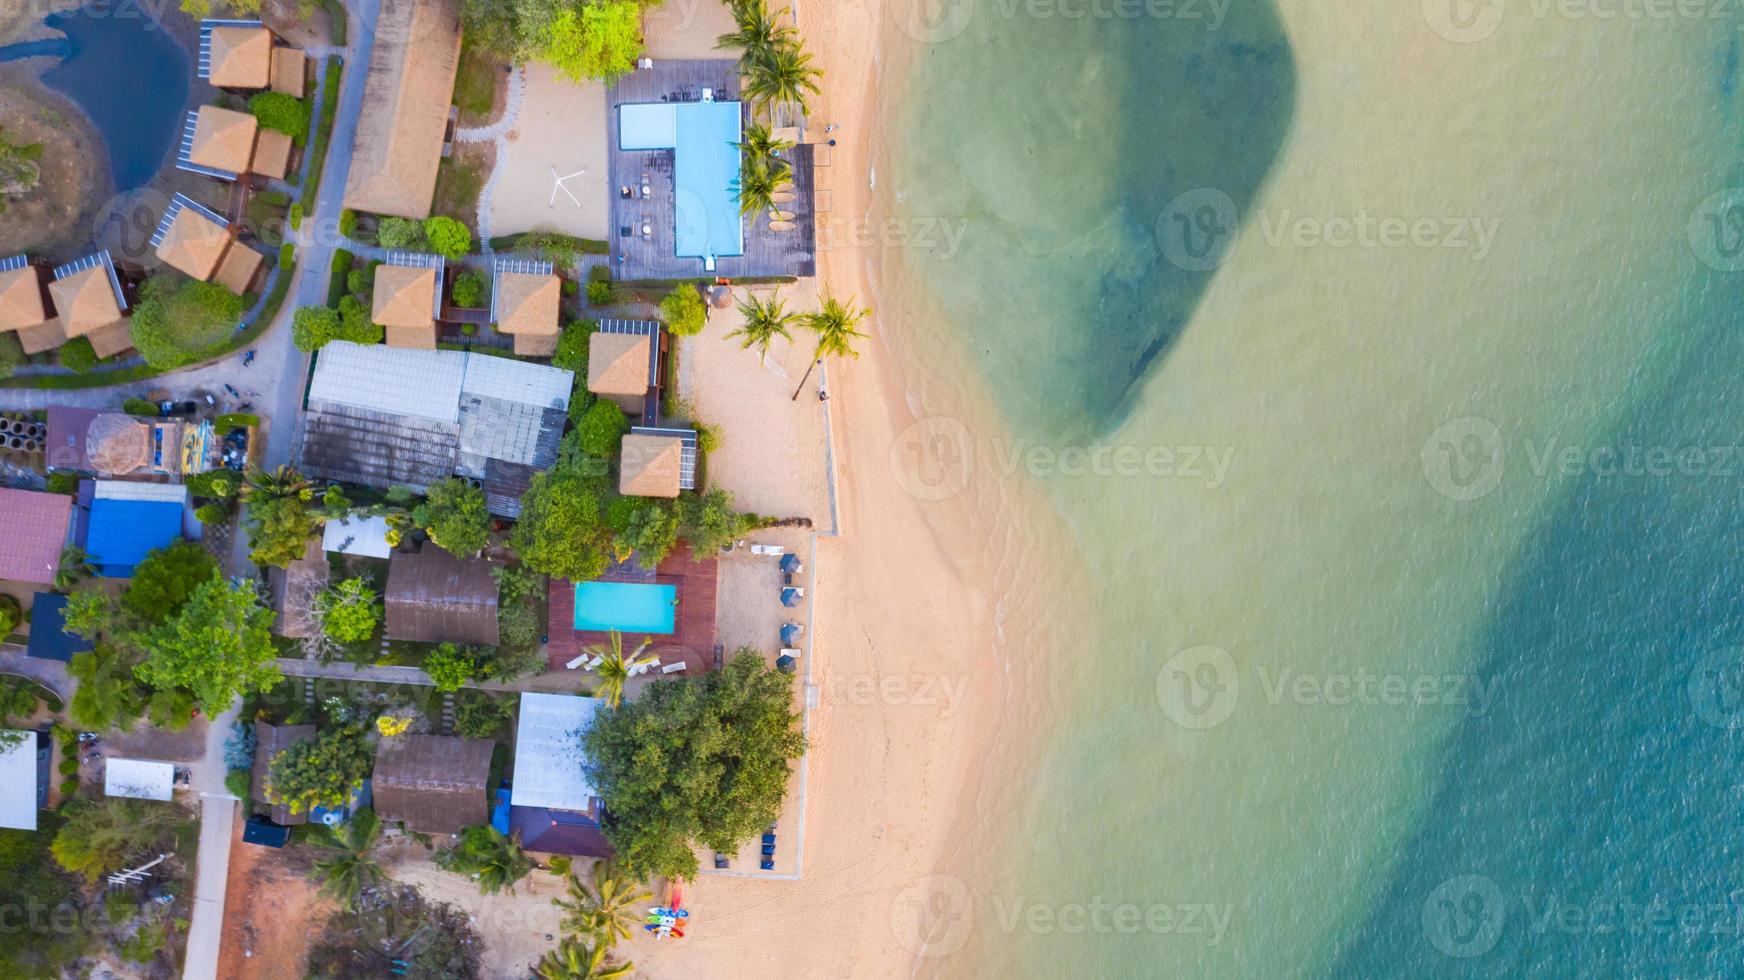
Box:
[604,60,816,281]
[547,544,720,675]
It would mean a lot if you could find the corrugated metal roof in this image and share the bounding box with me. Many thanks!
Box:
[322,515,393,558]
[91,480,189,503]
[384,548,500,646]
[511,693,603,811]
[306,341,466,423]
[372,735,492,835]
[459,354,572,410]
[0,731,40,830]
[104,758,175,801]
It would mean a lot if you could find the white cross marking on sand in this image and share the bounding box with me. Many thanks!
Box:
[549,167,587,208]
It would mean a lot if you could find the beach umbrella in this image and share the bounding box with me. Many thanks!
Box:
[708,285,733,309]
[780,622,803,646]
[781,587,803,607]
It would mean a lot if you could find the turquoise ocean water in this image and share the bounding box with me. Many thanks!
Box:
[875,0,1744,975]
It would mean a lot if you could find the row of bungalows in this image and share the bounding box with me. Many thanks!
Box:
[179,19,307,186]
[246,695,612,859]
[369,251,565,354]
[0,251,135,360]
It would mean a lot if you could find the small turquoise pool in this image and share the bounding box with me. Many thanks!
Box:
[573,581,676,634]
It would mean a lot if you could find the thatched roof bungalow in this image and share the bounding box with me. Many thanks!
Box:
[372,734,493,835]
[384,547,500,647]
[48,252,131,359]
[489,259,560,356]
[372,253,443,349]
[342,0,462,218]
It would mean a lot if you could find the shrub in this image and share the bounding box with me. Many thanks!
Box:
[122,397,158,416]
[577,399,627,457]
[318,577,380,643]
[461,323,477,336]
[331,248,352,275]
[45,471,79,495]
[339,208,357,237]
[660,283,706,336]
[279,242,295,267]
[58,337,98,374]
[423,643,478,693]
[58,757,77,776]
[194,503,228,526]
[59,778,77,796]
[454,694,513,739]
[346,268,373,297]
[451,270,486,307]
[551,320,596,373]
[224,768,251,799]
[289,203,304,230]
[0,594,20,635]
[586,279,615,305]
[0,332,19,381]
[248,91,310,143]
[561,280,579,296]
[423,216,472,258]
[376,216,424,250]
[187,468,243,499]
[292,306,341,352]
[414,477,491,557]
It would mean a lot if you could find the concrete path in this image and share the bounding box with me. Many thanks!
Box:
[0,646,72,699]
[453,66,526,249]
[180,696,242,980]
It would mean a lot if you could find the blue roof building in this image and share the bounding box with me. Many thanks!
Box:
[80,481,188,578]
[26,593,93,662]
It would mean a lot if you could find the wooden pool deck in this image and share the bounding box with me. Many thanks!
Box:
[604,59,817,282]
[546,543,721,676]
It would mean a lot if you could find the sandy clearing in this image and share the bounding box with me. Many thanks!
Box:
[486,62,611,242]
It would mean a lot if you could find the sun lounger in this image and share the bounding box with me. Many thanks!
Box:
[762,832,776,845]
[760,857,774,871]
[661,662,686,674]
[780,648,802,658]
[750,544,785,556]
[564,655,587,670]
[761,842,776,856]
[714,853,728,869]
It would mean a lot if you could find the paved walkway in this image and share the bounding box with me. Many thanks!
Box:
[179,696,242,980]
[273,656,589,694]
[453,67,525,251]
[0,646,71,699]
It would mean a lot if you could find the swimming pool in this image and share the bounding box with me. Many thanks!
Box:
[573,581,677,634]
[619,100,744,263]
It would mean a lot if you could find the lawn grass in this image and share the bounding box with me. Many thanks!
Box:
[323,0,347,45]
[452,39,500,124]
[431,150,485,231]
[300,58,343,201]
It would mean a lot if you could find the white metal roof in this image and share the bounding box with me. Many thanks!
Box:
[0,730,37,830]
[460,354,573,411]
[511,693,603,811]
[104,758,175,801]
[322,514,393,558]
[92,480,190,504]
[306,341,467,423]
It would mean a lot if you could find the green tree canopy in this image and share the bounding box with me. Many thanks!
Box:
[607,497,678,568]
[317,577,380,643]
[415,476,492,557]
[659,283,706,336]
[678,488,758,556]
[552,319,597,373]
[583,652,805,880]
[131,276,247,368]
[122,540,218,622]
[265,726,372,815]
[309,807,383,910]
[376,216,425,250]
[512,431,615,580]
[132,571,281,713]
[423,643,480,693]
[248,91,310,142]
[423,216,472,258]
[242,466,323,568]
[577,399,628,457]
[50,797,187,883]
[544,0,643,83]
[435,825,532,894]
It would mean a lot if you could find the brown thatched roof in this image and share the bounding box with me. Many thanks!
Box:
[512,331,559,357]
[618,433,683,498]
[15,319,66,355]
[252,722,317,826]
[587,332,651,398]
[384,324,437,349]
[270,46,306,97]
[213,244,264,296]
[251,128,292,180]
[0,263,47,331]
[492,272,559,337]
[208,26,272,89]
[83,319,133,359]
[47,264,123,338]
[372,734,493,835]
[85,413,151,475]
[342,0,462,218]
[155,204,231,281]
[384,548,500,646]
[188,105,259,175]
[372,264,436,329]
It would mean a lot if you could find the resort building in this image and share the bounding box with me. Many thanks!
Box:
[49,251,133,359]
[200,19,305,94]
[509,693,613,858]
[177,105,291,182]
[489,258,561,356]
[103,758,175,802]
[269,540,329,640]
[619,427,698,498]
[608,64,817,279]
[150,193,266,295]
[299,342,573,517]
[372,734,493,836]
[0,488,73,587]
[0,254,60,355]
[342,0,462,218]
[384,548,500,647]
[587,319,663,419]
[0,730,51,831]
[322,514,394,559]
[372,252,444,349]
[78,480,188,578]
[44,407,220,477]
[251,722,316,826]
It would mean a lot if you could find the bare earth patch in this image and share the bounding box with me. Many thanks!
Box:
[216,817,331,980]
[0,73,108,261]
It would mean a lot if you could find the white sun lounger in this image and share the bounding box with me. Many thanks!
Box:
[750,544,786,556]
[564,655,588,670]
[661,662,686,674]
[779,648,802,658]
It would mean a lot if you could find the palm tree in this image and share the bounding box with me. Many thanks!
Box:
[552,861,652,948]
[54,546,94,591]
[736,122,794,170]
[588,630,656,709]
[791,296,871,400]
[733,155,790,219]
[535,938,634,980]
[309,808,383,910]
[243,465,314,503]
[435,825,534,895]
[717,0,793,72]
[726,292,796,363]
[743,42,822,116]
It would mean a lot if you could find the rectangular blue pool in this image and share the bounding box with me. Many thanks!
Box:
[573,581,677,634]
[618,100,744,263]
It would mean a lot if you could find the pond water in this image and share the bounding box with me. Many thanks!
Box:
[0,9,189,190]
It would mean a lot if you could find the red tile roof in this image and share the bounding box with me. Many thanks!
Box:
[0,489,72,585]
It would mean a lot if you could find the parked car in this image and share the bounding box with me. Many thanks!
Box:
[157,400,196,417]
